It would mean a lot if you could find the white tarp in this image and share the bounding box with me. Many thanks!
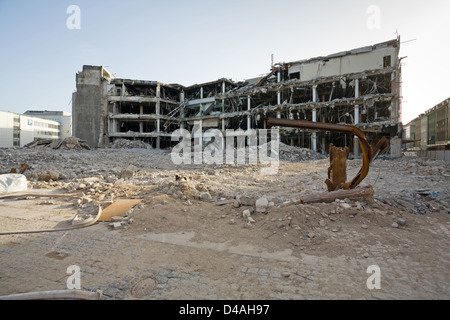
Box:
[0,174,28,194]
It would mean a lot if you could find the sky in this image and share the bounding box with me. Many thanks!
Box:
[0,0,449,124]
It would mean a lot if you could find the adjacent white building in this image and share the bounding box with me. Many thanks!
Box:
[23,110,72,139]
[0,111,60,148]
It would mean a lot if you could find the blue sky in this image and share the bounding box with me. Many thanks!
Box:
[0,0,449,124]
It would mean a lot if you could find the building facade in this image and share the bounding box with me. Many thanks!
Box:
[73,37,402,155]
[0,111,60,148]
[403,98,450,151]
[23,110,72,139]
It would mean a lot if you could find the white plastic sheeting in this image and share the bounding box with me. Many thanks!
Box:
[0,174,27,194]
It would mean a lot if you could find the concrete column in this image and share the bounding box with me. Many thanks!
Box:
[311,85,318,152]
[390,72,397,121]
[139,104,143,134]
[222,82,225,131]
[354,79,360,156]
[156,84,161,149]
[200,87,203,116]
[312,108,317,152]
[276,70,281,119]
[312,85,318,103]
[180,91,185,130]
[112,103,117,133]
[247,95,251,130]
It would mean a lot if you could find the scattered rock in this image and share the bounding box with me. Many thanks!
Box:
[392,222,399,228]
[276,221,285,229]
[77,183,87,190]
[242,209,251,219]
[255,197,269,213]
[361,224,368,229]
[199,192,212,201]
[111,222,123,229]
[340,203,351,209]
[397,218,406,226]
[238,196,255,206]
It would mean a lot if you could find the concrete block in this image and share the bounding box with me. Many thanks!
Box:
[445,151,450,162]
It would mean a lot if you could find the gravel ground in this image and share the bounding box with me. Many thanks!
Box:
[0,145,449,301]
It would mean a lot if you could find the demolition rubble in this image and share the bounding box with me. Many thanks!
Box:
[1,143,448,223]
[0,143,449,300]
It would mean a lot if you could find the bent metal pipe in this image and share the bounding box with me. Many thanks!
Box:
[267,118,372,190]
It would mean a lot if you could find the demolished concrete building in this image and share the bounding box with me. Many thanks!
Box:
[72,37,402,156]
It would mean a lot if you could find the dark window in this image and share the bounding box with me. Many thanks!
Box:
[383,55,391,68]
[289,72,300,80]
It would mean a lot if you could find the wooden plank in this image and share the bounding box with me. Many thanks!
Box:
[300,185,374,204]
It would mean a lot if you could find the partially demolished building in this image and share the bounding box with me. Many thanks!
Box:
[73,37,402,156]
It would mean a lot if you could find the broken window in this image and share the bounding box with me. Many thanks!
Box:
[289,72,300,80]
[383,55,391,68]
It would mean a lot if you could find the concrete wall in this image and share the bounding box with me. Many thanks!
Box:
[59,116,72,139]
[0,111,14,147]
[417,150,450,162]
[289,47,397,81]
[73,66,103,148]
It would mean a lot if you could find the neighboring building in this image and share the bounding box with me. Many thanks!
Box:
[404,98,450,151]
[23,110,72,139]
[73,37,402,154]
[0,111,60,148]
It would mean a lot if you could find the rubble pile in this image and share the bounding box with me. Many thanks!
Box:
[24,137,91,150]
[380,189,449,215]
[156,173,221,202]
[265,141,327,162]
[109,139,150,149]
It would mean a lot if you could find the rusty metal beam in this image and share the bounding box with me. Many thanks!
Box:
[267,118,372,190]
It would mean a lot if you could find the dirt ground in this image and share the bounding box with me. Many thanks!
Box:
[0,145,449,300]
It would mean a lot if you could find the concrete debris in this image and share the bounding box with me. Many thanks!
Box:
[109,139,151,149]
[255,196,269,213]
[263,141,327,162]
[120,165,139,179]
[237,196,255,207]
[379,189,444,215]
[25,137,91,150]
[199,192,212,201]
[111,222,123,229]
